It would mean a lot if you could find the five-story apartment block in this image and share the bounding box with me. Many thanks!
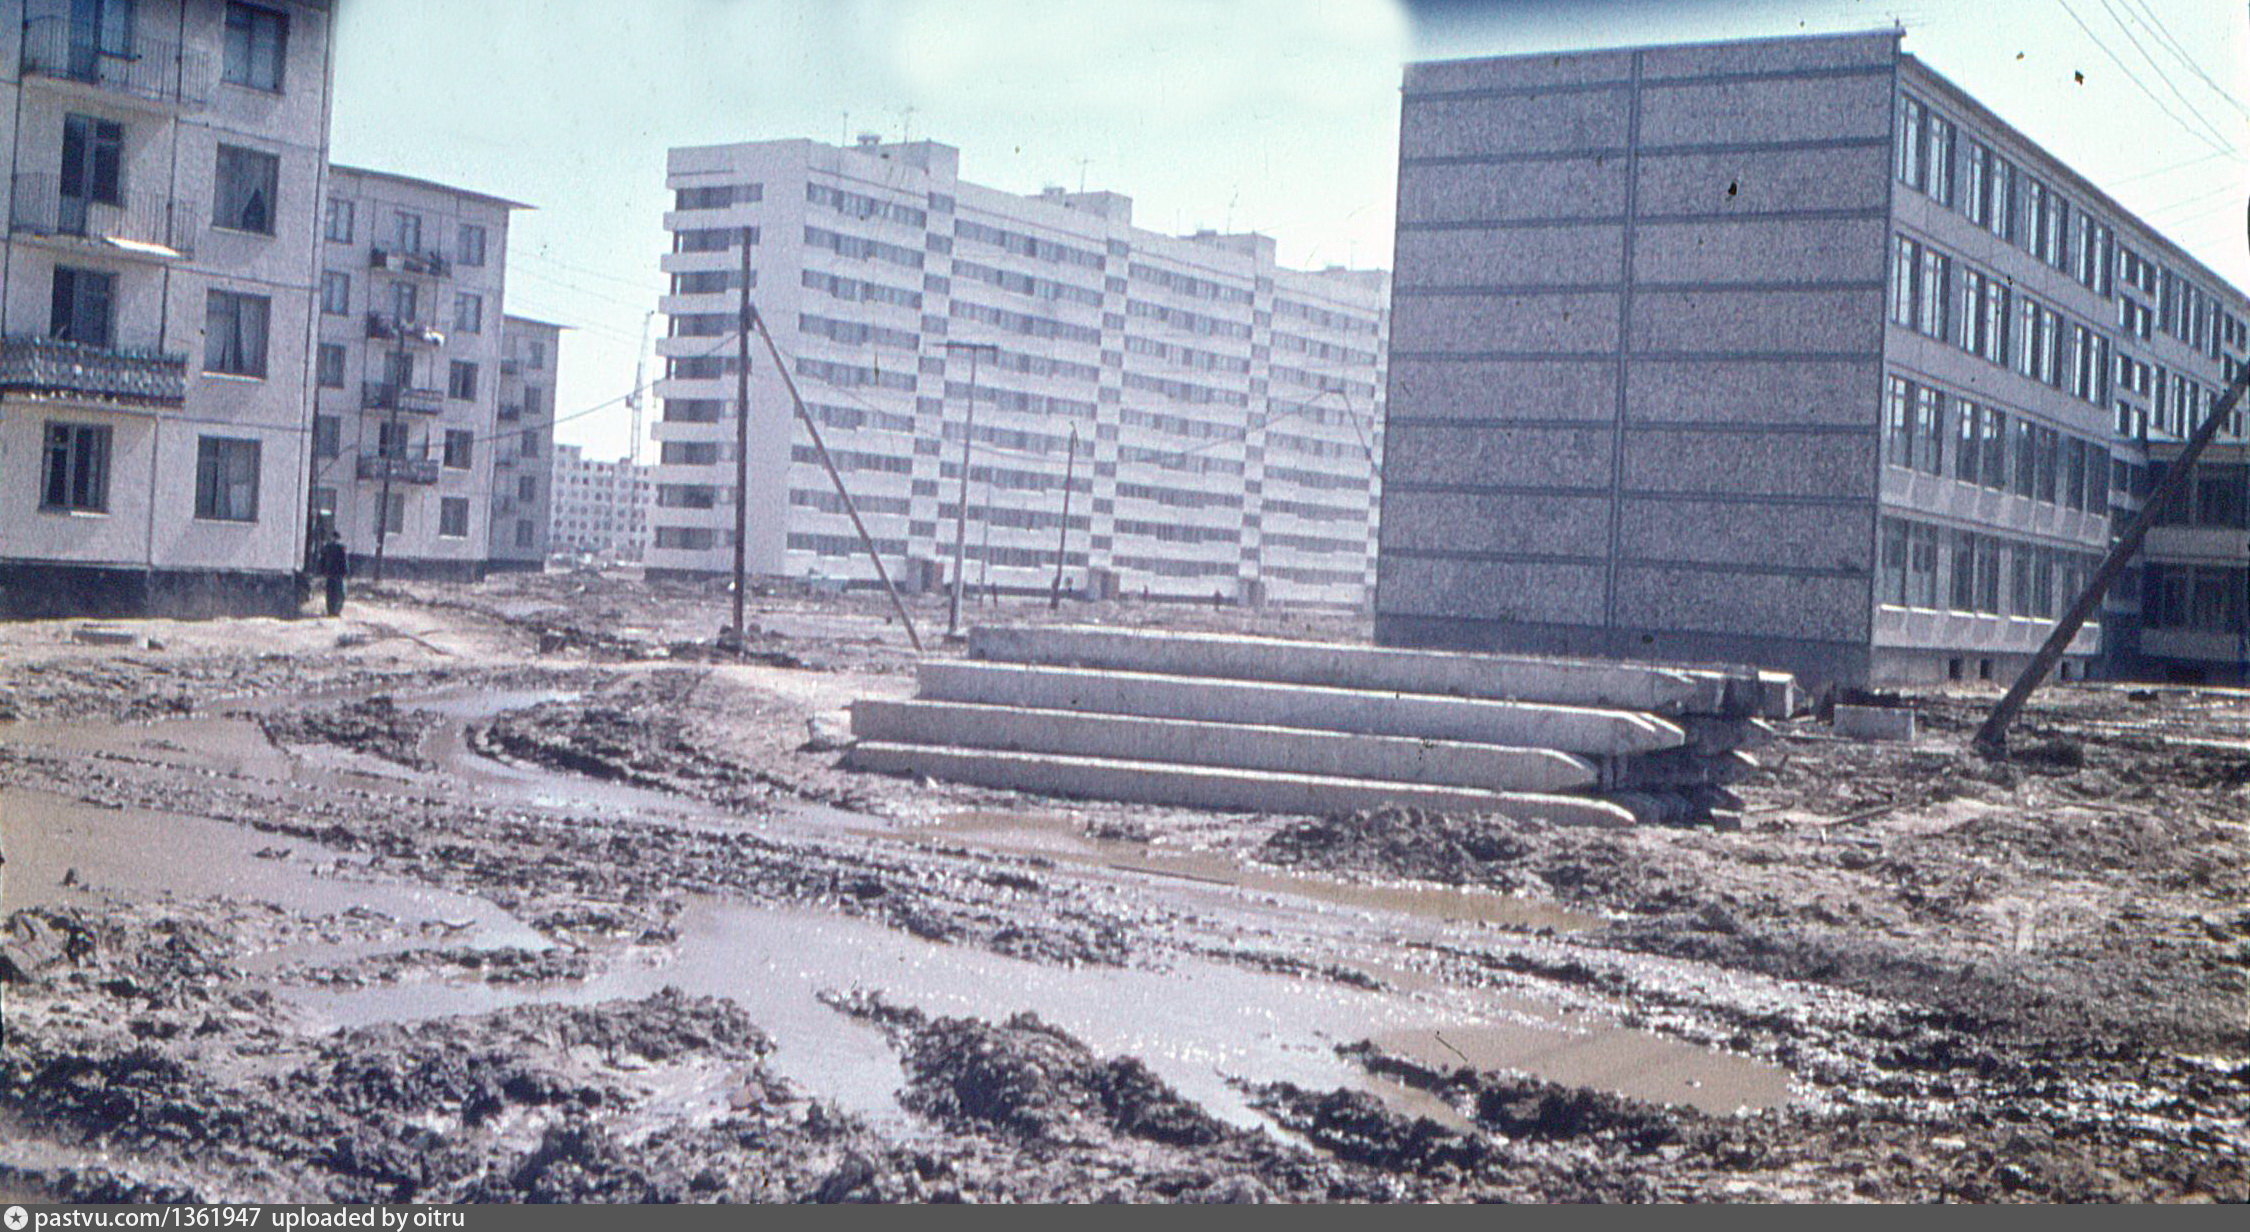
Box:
[0,0,334,617]
[647,136,1388,609]
[489,313,561,569]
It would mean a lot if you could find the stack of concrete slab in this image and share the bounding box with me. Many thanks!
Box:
[844,625,1795,828]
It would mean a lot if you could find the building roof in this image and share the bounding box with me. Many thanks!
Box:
[503,314,573,332]
[329,164,534,211]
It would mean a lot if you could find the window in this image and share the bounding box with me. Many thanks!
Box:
[393,212,421,252]
[193,436,259,522]
[457,223,486,267]
[60,114,123,216]
[49,267,114,348]
[528,341,547,369]
[518,475,537,501]
[439,496,469,538]
[41,422,110,512]
[222,2,287,91]
[203,290,269,377]
[312,414,340,459]
[515,519,534,548]
[376,420,412,459]
[316,342,345,388]
[213,145,277,234]
[453,292,482,334]
[376,491,406,537]
[443,428,473,469]
[310,486,337,520]
[389,281,418,324]
[325,197,353,243]
[519,428,542,458]
[320,270,349,315]
[448,360,478,400]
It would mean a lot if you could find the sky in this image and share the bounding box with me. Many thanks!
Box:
[329,0,2250,463]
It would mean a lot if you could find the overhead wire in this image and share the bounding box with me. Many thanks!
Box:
[2055,0,2237,158]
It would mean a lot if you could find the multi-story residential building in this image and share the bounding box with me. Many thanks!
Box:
[488,314,561,570]
[549,443,649,561]
[0,0,335,617]
[1376,29,2250,687]
[647,136,1389,609]
[309,165,524,581]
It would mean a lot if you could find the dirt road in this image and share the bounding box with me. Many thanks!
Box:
[2,572,2243,1201]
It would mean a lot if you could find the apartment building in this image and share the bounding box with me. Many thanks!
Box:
[0,0,334,617]
[488,313,561,570]
[549,442,650,561]
[309,165,523,581]
[1377,30,2250,687]
[647,136,1388,608]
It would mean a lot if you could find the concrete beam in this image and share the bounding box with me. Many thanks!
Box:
[845,741,1638,827]
[969,624,1729,714]
[851,698,1601,793]
[916,661,1687,756]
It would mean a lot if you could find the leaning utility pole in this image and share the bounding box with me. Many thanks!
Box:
[943,341,997,637]
[1051,423,1078,610]
[1975,359,2250,756]
[730,227,754,645]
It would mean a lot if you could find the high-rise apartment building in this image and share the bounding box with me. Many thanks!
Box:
[549,442,649,561]
[0,0,335,617]
[1378,30,2250,686]
[489,314,561,569]
[310,165,524,580]
[648,136,1389,608]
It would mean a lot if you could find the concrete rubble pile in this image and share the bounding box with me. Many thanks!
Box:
[844,625,1796,828]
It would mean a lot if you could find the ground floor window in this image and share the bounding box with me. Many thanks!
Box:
[194,436,260,522]
[42,421,111,512]
[376,492,407,537]
[439,496,469,538]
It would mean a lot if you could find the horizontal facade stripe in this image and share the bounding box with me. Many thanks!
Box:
[1387,481,1875,509]
[1401,208,1888,233]
[1374,612,1868,653]
[1402,58,1892,104]
[1384,546,1869,580]
[1402,135,1888,169]
[1397,279,1887,296]
[1397,216,1633,233]
[1392,349,1885,362]
[1385,416,1877,437]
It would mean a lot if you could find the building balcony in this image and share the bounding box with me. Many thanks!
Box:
[500,358,524,376]
[497,403,524,421]
[2144,524,2250,564]
[9,174,197,259]
[361,381,444,413]
[365,314,445,345]
[0,334,186,407]
[370,247,450,278]
[356,454,440,485]
[19,10,209,110]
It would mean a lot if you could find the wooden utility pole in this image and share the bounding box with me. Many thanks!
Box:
[1974,360,2250,756]
[943,341,997,637]
[730,227,753,646]
[746,308,924,653]
[1051,423,1077,610]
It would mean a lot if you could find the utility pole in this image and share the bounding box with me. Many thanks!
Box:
[1975,358,2250,755]
[729,226,753,647]
[944,341,997,637]
[627,309,654,466]
[371,324,415,584]
[1051,423,1077,610]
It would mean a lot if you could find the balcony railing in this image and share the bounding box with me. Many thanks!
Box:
[497,403,524,421]
[361,381,444,413]
[9,174,198,258]
[356,454,440,485]
[365,314,444,344]
[0,334,186,407]
[370,247,450,278]
[500,358,524,376]
[19,11,209,109]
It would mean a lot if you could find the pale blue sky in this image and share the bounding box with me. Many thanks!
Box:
[330,0,2250,461]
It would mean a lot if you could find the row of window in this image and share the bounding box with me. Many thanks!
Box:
[1877,515,2102,621]
[1128,263,1253,306]
[807,182,927,229]
[1273,296,1378,335]
[1271,364,1376,400]
[1891,235,2112,406]
[320,272,483,332]
[324,198,488,265]
[801,269,919,310]
[2142,564,2246,634]
[799,312,918,351]
[1273,331,1377,366]
[1124,334,1251,375]
[954,219,1106,271]
[804,225,923,270]
[950,298,1102,345]
[42,423,260,522]
[674,182,763,211]
[951,259,1104,308]
[1126,298,1253,341]
[1882,375,2110,512]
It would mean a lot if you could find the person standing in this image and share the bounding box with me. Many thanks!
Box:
[318,532,351,618]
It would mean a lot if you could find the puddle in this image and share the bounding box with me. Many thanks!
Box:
[1372,1022,1790,1115]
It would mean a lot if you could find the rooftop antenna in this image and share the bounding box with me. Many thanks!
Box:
[899,104,917,144]
[840,111,850,147]
[1077,158,1091,193]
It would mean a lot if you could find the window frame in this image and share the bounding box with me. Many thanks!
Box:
[192,435,260,523]
[203,288,270,378]
[447,360,478,401]
[221,2,287,93]
[41,421,112,513]
[49,265,115,348]
[212,143,279,235]
[319,269,350,315]
[438,496,470,538]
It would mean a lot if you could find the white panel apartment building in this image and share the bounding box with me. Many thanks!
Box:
[647,136,1388,608]
[310,165,523,580]
[549,442,649,561]
[489,313,560,569]
[0,0,333,617]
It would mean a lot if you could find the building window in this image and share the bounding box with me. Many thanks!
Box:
[393,211,421,253]
[317,342,345,388]
[457,224,486,267]
[377,420,411,459]
[443,428,473,469]
[376,492,406,537]
[518,475,537,501]
[203,290,269,377]
[193,436,260,522]
[389,281,418,324]
[310,485,337,520]
[320,270,350,314]
[453,292,482,334]
[313,414,340,459]
[439,496,469,538]
[222,2,287,91]
[325,196,353,243]
[519,428,542,458]
[49,266,114,348]
[41,422,110,512]
[213,144,277,234]
[60,114,124,216]
[448,360,478,400]
[515,519,534,548]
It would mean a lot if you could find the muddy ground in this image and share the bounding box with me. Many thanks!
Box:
[1,570,2244,1202]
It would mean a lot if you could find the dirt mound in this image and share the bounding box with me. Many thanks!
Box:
[259,696,439,770]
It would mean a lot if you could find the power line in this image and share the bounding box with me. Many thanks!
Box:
[2090,0,2237,150]
[2117,0,2250,123]
[2055,0,2236,158]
